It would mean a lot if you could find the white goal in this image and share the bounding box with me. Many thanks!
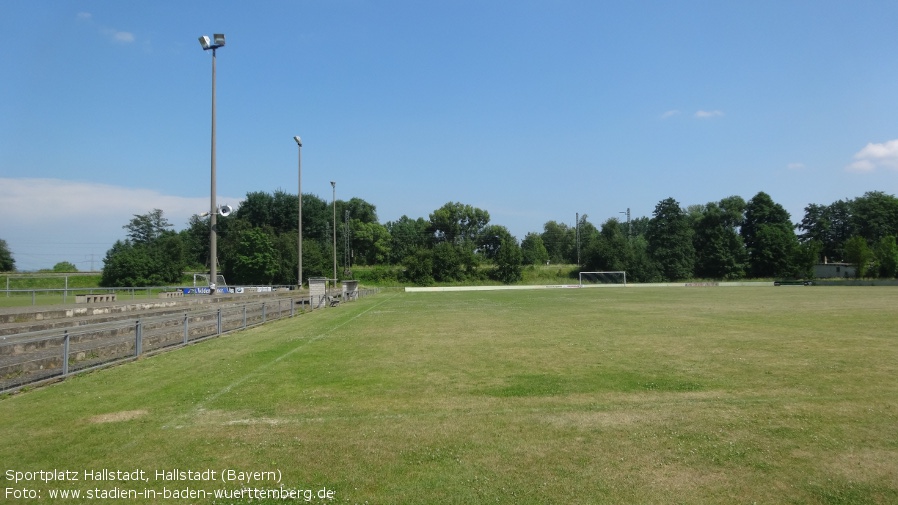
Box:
[579,271,627,287]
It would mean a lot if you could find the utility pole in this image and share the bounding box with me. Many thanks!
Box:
[344,209,351,277]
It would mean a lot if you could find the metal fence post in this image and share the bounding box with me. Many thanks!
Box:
[217,308,222,336]
[62,330,69,376]
[135,319,142,357]
[183,313,189,345]
[262,302,267,323]
[243,305,247,329]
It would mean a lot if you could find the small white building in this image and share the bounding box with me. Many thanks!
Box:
[813,262,856,279]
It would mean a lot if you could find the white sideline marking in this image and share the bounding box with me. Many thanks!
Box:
[405,282,772,293]
[163,293,397,429]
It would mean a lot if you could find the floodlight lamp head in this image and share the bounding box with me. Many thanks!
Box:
[198,35,211,49]
[293,136,302,146]
[213,33,226,46]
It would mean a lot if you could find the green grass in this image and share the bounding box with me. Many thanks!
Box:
[1,287,897,504]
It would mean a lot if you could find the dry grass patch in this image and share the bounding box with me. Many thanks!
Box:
[87,409,148,423]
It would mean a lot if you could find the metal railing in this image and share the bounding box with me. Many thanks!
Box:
[1,285,299,307]
[0,298,295,392]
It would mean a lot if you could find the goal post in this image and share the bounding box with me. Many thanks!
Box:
[579,271,627,287]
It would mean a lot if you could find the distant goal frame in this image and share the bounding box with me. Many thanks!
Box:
[578,271,627,287]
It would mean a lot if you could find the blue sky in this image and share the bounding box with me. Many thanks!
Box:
[2,1,898,271]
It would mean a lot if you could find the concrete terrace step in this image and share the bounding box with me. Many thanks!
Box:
[0,291,303,339]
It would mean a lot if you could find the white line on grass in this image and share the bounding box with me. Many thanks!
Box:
[162,292,398,429]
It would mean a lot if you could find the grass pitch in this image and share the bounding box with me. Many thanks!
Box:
[1,287,897,504]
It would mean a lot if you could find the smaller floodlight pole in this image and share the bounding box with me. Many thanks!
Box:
[294,136,303,290]
[199,33,225,294]
[331,181,337,284]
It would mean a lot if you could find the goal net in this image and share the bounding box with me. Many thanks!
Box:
[579,271,627,287]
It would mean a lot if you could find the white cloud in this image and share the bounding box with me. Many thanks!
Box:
[77,12,135,44]
[661,109,681,119]
[787,162,806,170]
[0,178,241,271]
[1,178,212,221]
[112,31,135,43]
[100,28,135,44]
[694,110,724,119]
[847,139,898,172]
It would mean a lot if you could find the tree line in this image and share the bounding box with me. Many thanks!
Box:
[90,189,898,286]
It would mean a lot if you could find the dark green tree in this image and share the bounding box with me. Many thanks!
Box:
[521,232,549,265]
[301,240,331,280]
[230,228,279,285]
[627,235,662,283]
[692,200,746,279]
[541,221,575,264]
[343,197,379,224]
[236,191,274,229]
[351,220,391,265]
[476,224,523,282]
[402,248,434,285]
[628,216,651,239]
[432,241,465,282]
[851,191,898,244]
[181,214,210,269]
[0,239,15,272]
[584,218,629,272]
[235,190,297,235]
[52,261,78,272]
[301,193,331,242]
[843,235,873,278]
[873,236,898,278]
[101,240,151,286]
[826,199,855,260]
[101,231,184,287]
[575,214,600,266]
[430,202,490,245]
[270,189,298,234]
[790,240,820,279]
[799,200,855,262]
[124,209,172,244]
[646,197,695,281]
[742,192,799,278]
[478,225,515,261]
[102,210,185,286]
[274,231,298,285]
[428,202,488,281]
[387,216,431,265]
[490,234,523,284]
